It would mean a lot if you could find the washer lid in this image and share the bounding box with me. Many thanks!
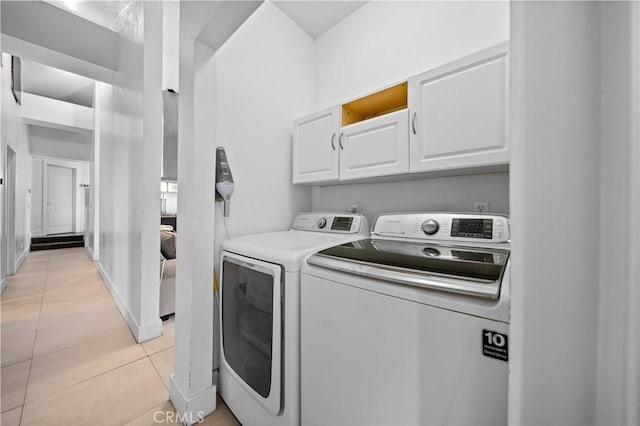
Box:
[313,238,509,287]
[222,230,367,271]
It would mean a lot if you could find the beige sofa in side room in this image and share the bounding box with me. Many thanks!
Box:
[160,231,177,319]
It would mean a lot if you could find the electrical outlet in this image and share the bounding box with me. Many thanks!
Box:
[473,201,489,213]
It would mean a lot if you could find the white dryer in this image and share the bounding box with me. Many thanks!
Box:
[219,212,369,425]
[301,212,511,425]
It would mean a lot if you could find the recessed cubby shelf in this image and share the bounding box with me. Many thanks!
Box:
[341,82,408,126]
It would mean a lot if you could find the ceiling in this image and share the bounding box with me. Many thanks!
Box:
[44,0,130,30]
[272,1,367,39]
[17,1,368,111]
[21,59,95,108]
[43,0,368,39]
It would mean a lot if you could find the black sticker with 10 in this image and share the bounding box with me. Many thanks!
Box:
[482,329,509,362]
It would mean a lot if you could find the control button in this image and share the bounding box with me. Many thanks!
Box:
[317,217,328,229]
[421,219,439,235]
[423,248,440,257]
[497,221,504,228]
[496,230,504,238]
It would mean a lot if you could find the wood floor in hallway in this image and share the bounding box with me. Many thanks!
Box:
[0,248,238,426]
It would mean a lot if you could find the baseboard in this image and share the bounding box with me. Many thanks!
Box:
[96,263,162,343]
[0,278,7,295]
[14,248,28,273]
[169,375,216,426]
[85,245,98,262]
[137,317,162,342]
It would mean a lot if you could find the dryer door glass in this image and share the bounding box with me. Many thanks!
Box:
[221,257,280,400]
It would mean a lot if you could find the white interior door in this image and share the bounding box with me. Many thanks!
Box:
[46,165,74,235]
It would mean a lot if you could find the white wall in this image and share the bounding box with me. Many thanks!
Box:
[1,52,31,275]
[171,1,262,419]
[312,173,508,222]
[310,2,510,218]
[97,1,163,342]
[210,2,314,255]
[509,2,601,424]
[28,126,91,161]
[86,83,102,260]
[30,156,89,236]
[21,92,93,132]
[162,1,179,91]
[597,2,640,424]
[314,1,510,110]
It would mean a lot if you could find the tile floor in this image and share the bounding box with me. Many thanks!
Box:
[1,248,239,426]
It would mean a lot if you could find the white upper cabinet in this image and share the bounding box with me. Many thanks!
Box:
[293,106,340,184]
[339,109,409,181]
[292,43,509,185]
[409,43,509,173]
[293,82,409,185]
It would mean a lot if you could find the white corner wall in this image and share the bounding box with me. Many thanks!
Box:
[97,2,163,343]
[509,2,601,424]
[210,2,314,252]
[171,1,263,420]
[310,1,510,221]
[1,52,31,276]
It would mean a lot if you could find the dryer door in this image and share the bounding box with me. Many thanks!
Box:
[220,252,282,415]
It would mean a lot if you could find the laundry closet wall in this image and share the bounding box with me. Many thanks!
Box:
[310,1,510,221]
[208,2,314,264]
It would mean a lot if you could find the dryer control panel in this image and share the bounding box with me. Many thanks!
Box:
[372,213,510,243]
[292,213,368,234]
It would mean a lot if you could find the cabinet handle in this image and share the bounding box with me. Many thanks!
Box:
[411,112,417,135]
[339,133,345,150]
[331,133,336,150]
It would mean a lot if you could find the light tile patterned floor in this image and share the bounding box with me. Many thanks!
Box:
[1,248,239,426]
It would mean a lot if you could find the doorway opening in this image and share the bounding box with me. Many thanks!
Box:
[45,164,76,235]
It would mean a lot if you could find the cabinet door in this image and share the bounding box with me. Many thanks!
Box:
[338,109,409,181]
[292,106,339,184]
[409,43,509,173]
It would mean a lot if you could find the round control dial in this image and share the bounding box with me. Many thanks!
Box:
[317,217,328,229]
[421,219,439,235]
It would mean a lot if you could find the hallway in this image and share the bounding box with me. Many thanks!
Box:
[0,248,238,425]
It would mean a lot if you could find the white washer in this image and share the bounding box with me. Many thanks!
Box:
[301,212,511,425]
[219,212,369,425]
